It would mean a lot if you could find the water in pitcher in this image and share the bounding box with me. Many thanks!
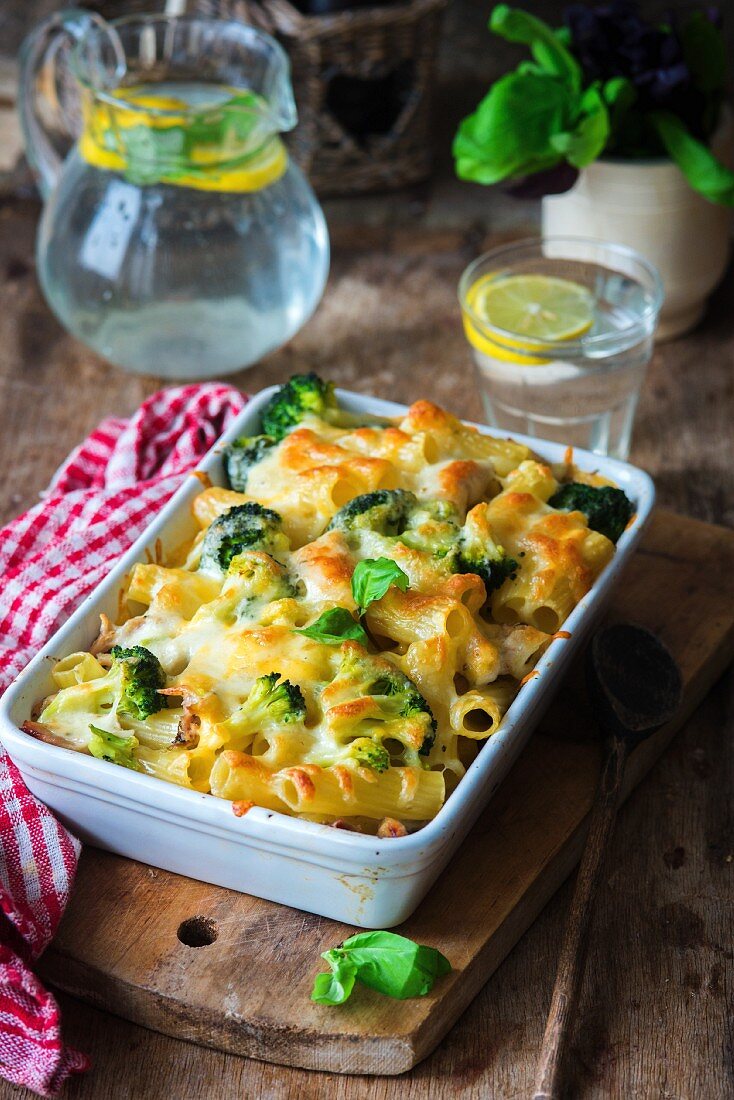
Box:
[36,77,329,377]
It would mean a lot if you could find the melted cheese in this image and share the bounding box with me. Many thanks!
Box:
[33,399,624,833]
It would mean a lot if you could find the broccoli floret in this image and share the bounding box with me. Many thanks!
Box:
[348,737,390,773]
[88,724,141,770]
[398,500,461,558]
[378,672,438,757]
[38,646,165,756]
[548,483,634,544]
[199,503,288,574]
[328,489,418,536]
[227,551,295,595]
[450,505,518,595]
[261,373,339,441]
[224,435,277,492]
[213,552,296,626]
[334,647,437,763]
[456,536,518,595]
[410,500,459,525]
[328,492,461,563]
[109,645,166,721]
[223,672,306,746]
[243,672,306,725]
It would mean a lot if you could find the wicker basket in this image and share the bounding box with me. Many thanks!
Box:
[194,0,448,194]
[81,1,171,15]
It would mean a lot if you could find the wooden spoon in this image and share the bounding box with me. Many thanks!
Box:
[533,624,682,1100]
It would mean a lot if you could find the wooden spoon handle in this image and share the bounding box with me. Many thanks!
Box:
[532,735,629,1100]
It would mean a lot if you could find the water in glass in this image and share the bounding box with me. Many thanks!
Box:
[460,240,663,459]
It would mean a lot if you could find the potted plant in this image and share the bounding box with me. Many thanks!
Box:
[453,2,733,338]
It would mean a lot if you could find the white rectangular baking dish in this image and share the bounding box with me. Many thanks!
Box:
[0,386,655,927]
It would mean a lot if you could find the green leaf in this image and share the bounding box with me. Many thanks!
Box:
[123,124,187,185]
[187,90,263,148]
[489,5,581,91]
[602,77,636,142]
[650,111,734,206]
[550,84,610,169]
[310,933,451,1005]
[311,950,358,1005]
[679,12,726,97]
[342,932,451,999]
[351,558,409,615]
[88,724,141,771]
[602,77,635,111]
[294,607,369,646]
[453,70,574,184]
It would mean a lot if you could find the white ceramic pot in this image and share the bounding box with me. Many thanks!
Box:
[542,117,733,339]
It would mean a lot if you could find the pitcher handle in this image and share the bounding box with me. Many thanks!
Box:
[18,8,125,199]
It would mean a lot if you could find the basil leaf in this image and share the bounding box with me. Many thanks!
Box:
[311,933,451,1005]
[294,607,369,646]
[650,111,734,205]
[489,5,581,91]
[341,932,451,999]
[602,77,636,141]
[351,558,409,614]
[550,85,610,169]
[453,70,575,185]
[311,949,358,1005]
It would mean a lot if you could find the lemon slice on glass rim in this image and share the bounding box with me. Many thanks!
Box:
[463,273,595,363]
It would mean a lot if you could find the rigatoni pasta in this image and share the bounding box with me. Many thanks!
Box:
[22,375,634,834]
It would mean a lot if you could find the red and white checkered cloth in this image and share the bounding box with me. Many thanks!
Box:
[0,383,247,1095]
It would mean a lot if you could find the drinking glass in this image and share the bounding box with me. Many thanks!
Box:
[459,238,664,459]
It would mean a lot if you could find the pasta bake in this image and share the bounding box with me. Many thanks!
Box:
[23,375,634,835]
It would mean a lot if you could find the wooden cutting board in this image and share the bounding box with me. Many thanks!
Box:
[40,509,734,1076]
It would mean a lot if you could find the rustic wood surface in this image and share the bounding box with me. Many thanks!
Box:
[1,192,733,1099]
[0,175,733,1098]
[532,626,683,1100]
[3,5,733,1097]
[34,511,734,1082]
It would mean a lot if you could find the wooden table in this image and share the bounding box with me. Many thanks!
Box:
[0,191,733,1099]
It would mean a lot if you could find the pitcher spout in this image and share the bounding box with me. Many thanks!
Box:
[261,53,298,134]
[227,23,298,134]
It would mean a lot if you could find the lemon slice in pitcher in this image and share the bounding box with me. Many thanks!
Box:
[464,274,595,363]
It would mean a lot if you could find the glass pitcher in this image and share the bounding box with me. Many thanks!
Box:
[19,11,330,379]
